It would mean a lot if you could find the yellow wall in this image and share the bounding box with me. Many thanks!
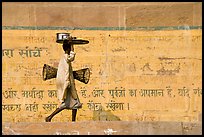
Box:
[2,29,202,122]
[2,2,202,122]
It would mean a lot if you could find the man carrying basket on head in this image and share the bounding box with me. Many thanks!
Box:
[45,38,82,122]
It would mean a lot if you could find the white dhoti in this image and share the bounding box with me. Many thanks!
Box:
[56,51,80,109]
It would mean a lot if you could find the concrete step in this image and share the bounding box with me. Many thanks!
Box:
[2,121,202,135]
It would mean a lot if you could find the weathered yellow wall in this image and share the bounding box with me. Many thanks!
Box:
[2,2,202,123]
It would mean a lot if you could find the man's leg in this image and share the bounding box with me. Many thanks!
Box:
[45,104,66,122]
[72,109,77,121]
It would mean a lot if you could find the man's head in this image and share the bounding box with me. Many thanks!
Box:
[62,43,71,54]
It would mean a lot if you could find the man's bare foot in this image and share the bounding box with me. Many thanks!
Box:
[45,116,51,122]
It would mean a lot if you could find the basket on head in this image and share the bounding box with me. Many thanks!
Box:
[56,33,70,44]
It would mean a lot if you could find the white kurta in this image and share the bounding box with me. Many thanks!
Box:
[56,51,78,108]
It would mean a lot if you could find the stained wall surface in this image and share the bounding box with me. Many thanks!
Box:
[2,2,202,123]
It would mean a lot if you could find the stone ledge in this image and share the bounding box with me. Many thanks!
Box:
[2,121,202,135]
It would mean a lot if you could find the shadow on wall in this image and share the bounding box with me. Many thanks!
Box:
[92,106,121,121]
